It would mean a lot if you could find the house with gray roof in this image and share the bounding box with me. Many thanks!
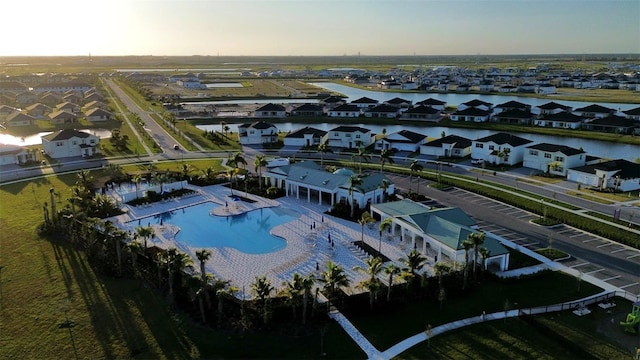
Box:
[567,159,640,192]
[326,104,361,118]
[471,132,533,165]
[291,103,324,117]
[399,105,442,122]
[574,104,616,118]
[364,104,400,119]
[375,130,426,152]
[41,129,100,158]
[523,143,586,176]
[582,115,637,134]
[5,112,36,127]
[534,111,585,129]
[421,135,472,158]
[283,126,327,147]
[450,107,491,122]
[371,199,509,271]
[536,101,572,115]
[323,125,374,149]
[253,103,286,118]
[238,121,279,145]
[265,161,394,208]
[0,144,37,165]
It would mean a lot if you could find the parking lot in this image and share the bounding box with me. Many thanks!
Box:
[435,187,640,296]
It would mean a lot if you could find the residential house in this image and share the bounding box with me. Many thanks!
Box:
[237,121,279,145]
[0,144,37,165]
[582,115,637,134]
[494,100,531,113]
[0,81,28,94]
[56,102,81,114]
[32,82,91,94]
[523,143,586,176]
[492,109,536,125]
[536,84,557,94]
[327,104,361,118]
[41,129,100,158]
[384,97,412,109]
[567,159,640,192]
[0,94,14,106]
[574,104,616,118]
[25,103,52,118]
[83,100,108,110]
[62,93,83,105]
[420,135,472,158]
[498,85,518,93]
[350,96,379,109]
[471,132,533,165]
[416,98,446,111]
[39,93,62,107]
[536,101,572,115]
[450,107,491,122]
[0,105,18,119]
[265,161,394,207]
[84,92,105,103]
[15,91,38,106]
[324,126,374,149]
[5,112,36,127]
[283,126,327,147]
[370,200,510,270]
[478,81,494,92]
[622,106,640,121]
[364,104,399,118]
[399,105,442,122]
[85,107,113,122]
[48,110,78,124]
[253,103,286,118]
[458,99,492,111]
[375,130,426,152]
[320,96,346,109]
[290,104,324,117]
[534,111,584,129]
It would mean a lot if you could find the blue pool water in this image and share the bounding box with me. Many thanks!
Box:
[140,202,299,254]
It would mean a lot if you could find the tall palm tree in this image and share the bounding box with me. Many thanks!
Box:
[166,248,194,302]
[434,262,451,308]
[186,275,207,323]
[251,276,274,324]
[126,240,143,278]
[132,174,143,199]
[354,146,371,174]
[319,261,350,305]
[216,282,239,319]
[200,167,217,182]
[179,162,192,180]
[479,247,491,273]
[196,249,213,308]
[300,274,315,325]
[401,249,427,278]
[353,257,384,309]
[348,175,363,219]
[378,217,393,253]
[254,155,268,192]
[358,211,375,241]
[409,160,424,194]
[135,225,155,252]
[461,239,474,290]
[230,152,247,170]
[317,141,331,167]
[283,273,304,320]
[76,169,93,190]
[383,263,401,302]
[378,179,391,203]
[469,232,486,280]
[379,148,393,173]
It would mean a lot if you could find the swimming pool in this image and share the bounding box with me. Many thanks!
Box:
[138,202,298,254]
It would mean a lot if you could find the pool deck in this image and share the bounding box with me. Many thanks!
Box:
[111,184,432,300]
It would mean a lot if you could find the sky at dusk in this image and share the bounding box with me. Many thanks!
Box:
[2,0,639,57]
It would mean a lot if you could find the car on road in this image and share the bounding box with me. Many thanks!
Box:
[173,144,180,150]
[471,158,484,165]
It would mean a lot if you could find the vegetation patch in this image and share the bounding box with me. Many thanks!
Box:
[535,247,569,261]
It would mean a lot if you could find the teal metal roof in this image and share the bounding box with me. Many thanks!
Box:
[371,199,431,217]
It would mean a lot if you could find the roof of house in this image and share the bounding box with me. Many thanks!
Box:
[0,143,28,155]
[277,163,390,193]
[537,101,572,110]
[329,125,371,133]
[588,115,637,127]
[385,97,412,105]
[321,96,347,103]
[453,107,491,116]
[238,121,277,130]
[371,199,432,217]
[493,109,535,119]
[330,104,360,112]
[383,130,426,144]
[574,104,616,113]
[403,105,440,115]
[461,99,493,107]
[423,135,472,148]
[570,159,640,179]
[350,96,379,104]
[285,126,327,138]
[540,111,585,122]
[6,112,35,122]
[42,129,93,141]
[255,103,285,112]
[292,103,323,112]
[417,98,446,106]
[48,110,76,119]
[495,100,531,109]
[365,104,399,113]
[622,106,640,116]
[25,103,52,112]
[85,107,112,117]
[526,143,585,156]
[474,132,533,147]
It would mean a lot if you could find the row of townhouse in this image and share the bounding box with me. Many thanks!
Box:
[245,118,639,191]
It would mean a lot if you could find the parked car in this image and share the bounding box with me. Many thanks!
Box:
[266,158,290,168]
[471,158,484,165]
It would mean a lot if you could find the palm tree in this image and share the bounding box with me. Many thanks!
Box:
[196,249,213,308]
[200,167,217,182]
[402,249,427,278]
[319,261,350,306]
[378,217,393,254]
[126,240,143,278]
[383,263,401,302]
[216,282,239,319]
[251,276,274,324]
[353,257,384,309]
[354,146,371,174]
[179,162,192,180]
[479,247,491,273]
[166,248,194,302]
[461,239,474,290]
[230,152,247,170]
[348,175,363,219]
[379,148,393,173]
[254,155,268,192]
[103,220,126,276]
[434,262,451,291]
[186,275,206,323]
[409,160,424,195]
[132,174,143,199]
[469,232,486,280]
[135,225,155,252]
[317,141,331,167]
[378,179,391,203]
[358,211,375,241]
[76,169,93,190]
[300,274,315,325]
[497,147,511,165]
[283,273,304,320]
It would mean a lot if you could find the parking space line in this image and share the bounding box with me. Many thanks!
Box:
[502,210,522,215]
[509,237,528,242]
[596,242,614,248]
[569,233,587,238]
[620,282,638,289]
[570,263,589,268]
[582,238,600,243]
[520,242,538,247]
[517,214,533,219]
[626,253,640,259]
[486,204,504,209]
[610,248,628,254]
[602,275,622,282]
[584,269,604,275]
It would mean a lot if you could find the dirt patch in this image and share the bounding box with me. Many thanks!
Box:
[595,304,639,353]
